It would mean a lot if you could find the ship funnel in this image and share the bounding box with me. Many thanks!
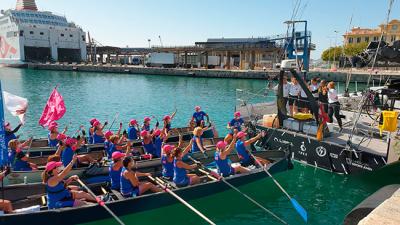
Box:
[16,0,38,11]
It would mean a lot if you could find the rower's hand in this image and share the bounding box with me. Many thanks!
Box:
[260,130,267,138]
[145,173,152,177]
[81,129,86,136]
[104,121,109,126]
[155,121,160,127]
[72,154,78,163]
[119,122,123,129]
[70,175,79,180]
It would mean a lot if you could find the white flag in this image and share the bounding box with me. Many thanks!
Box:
[2,91,28,124]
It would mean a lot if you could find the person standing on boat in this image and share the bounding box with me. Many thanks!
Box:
[299,78,311,113]
[173,146,200,187]
[48,122,67,148]
[88,118,98,144]
[215,135,250,177]
[42,156,97,209]
[327,82,343,131]
[92,120,107,144]
[13,151,38,171]
[109,152,125,191]
[288,77,301,116]
[191,127,207,154]
[120,156,161,198]
[310,78,320,100]
[7,138,32,167]
[224,111,245,143]
[318,80,329,114]
[128,119,140,141]
[4,122,22,149]
[141,130,156,156]
[0,168,13,213]
[235,131,270,167]
[190,106,209,128]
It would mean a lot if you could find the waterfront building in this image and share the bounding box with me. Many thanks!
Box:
[343,19,400,45]
[0,0,87,66]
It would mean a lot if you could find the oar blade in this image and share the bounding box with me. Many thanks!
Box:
[290,198,307,223]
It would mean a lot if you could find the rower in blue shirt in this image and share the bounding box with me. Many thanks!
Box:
[224,111,245,143]
[190,106,209,128]
[235,131,270,167]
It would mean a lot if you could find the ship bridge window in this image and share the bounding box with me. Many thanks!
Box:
[30,31,34,34]
[69,34,73,37]
[40,32,44,35]
[61,33,64,37]
[20,30,24,36]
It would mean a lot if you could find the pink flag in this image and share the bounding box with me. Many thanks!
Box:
[39,88,66,127]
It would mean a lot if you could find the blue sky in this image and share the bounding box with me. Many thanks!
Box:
[3,0,400,59]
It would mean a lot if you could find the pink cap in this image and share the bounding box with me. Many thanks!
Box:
[163,115,171,121]
[57,133,67,141]
[48,121,58,131]
[195,106,201,111]
[153,129,161,136]
[237,131,247,139]
[234,112,241,117]
[112,152,125,160]
[45,161,63,172]
[216,141,227,150]
[130,119,138,125]
[65,137,77,146]
[163,145,174,154]
[144,117,151,122]
[90,118,98,125]
[140,130,148,137]
[104,130,113,139]
[93,120,100,127]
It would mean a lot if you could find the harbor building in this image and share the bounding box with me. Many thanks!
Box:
[343,19,400,44]
[0,0,87,66]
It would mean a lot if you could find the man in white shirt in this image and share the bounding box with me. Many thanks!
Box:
[288,77,301,116]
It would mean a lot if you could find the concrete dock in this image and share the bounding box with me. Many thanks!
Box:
[358,187,400,225]
[27,63,400,82]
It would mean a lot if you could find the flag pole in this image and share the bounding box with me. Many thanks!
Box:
[0,81,8,167]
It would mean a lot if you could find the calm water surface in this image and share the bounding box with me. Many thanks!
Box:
[0,67,398,225]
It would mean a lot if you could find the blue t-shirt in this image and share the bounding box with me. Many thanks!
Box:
[127,126,138,140]
[235,140,251,164]
[229,118,244,131]
[192,111,207,123]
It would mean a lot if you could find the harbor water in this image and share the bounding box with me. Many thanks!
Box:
[0,68,398,225]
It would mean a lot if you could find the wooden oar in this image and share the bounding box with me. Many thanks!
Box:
[105,112,119,131]
[188,156,287,225]
[147,176,216,225]
[248,151,308,222]
[76,178,125,225]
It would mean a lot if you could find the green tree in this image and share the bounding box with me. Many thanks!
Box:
[343,42,369,56]
[321,42,369,61]
[321,46,343,62]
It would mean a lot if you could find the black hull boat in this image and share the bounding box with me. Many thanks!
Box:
[0,150,291,225]
[245,69,400,175]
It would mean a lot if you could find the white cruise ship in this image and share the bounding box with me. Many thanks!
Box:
[0,0,87,67]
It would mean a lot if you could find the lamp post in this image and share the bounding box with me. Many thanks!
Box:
[333,30,339,69]
[148,39,151,49]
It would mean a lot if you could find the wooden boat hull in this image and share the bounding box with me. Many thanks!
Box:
[4,141,221,186]
[0,150,290,225]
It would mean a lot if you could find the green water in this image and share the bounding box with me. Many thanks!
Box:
[0,68,399,225]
